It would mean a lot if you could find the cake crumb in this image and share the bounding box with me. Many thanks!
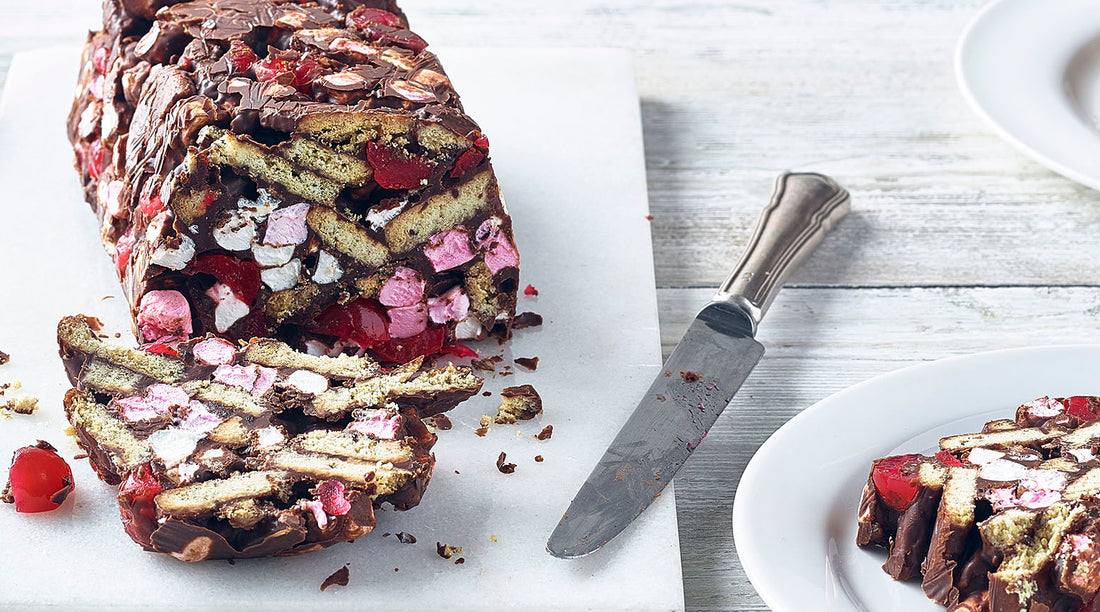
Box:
[514,357,539,371]
[426,414,452,431]
[536,425,554,441]
[490,535,498,542]
[436,542,463,559]
[1,395,39,416]
[320,564,350,591]
[511,312,543,329]
[396,531,417,544]
[0,350,8,366]
[496,452,516,474]
[471,355,502,372]
[535,455,544,462]
[494,385,542,424]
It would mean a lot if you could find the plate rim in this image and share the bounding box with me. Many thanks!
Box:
[733,343,1100,611]
[954,0,1100,191]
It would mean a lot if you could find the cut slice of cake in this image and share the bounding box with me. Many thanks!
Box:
[857,396,1100,611]
[68,0,518,361]
[58,314,481,560]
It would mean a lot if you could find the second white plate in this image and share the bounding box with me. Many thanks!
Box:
[733,345,1100,611]
[956,0,1100,190]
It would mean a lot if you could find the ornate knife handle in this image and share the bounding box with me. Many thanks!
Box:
[712,172,850,331]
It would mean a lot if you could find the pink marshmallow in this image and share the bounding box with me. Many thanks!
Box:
[117,396,164,422]
[386,303,427,339]
[378,267,425,307]
[145,384,191,412]
[347,411,401,439]
[137,290,193,342]
[427,285,470,324]
[252,366,277,397]
[424,229,475,272]
[300,499,328,529]
[213,364,259,390]
[193,338,237,365]
[263,202,310,246]
[484,236,519,274]
[180,400,222,433]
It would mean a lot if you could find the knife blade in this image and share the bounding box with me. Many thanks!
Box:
[546,171,850,559]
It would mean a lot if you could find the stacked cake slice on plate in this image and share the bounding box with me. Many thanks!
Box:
[858,396,1100,611]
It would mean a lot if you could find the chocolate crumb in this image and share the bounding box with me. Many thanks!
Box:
[512,312,543,329]
[645,214,655,221]
[396,531,417,544]
[454,557,465,565]
[382,532,391,537]
[227,559,236,565]
[535,455,544,462]
[320,565,350,591]
[84,316,105,333]
[454,470,460,474]
[482,391,492,397]
[0,350,8,366]
[495,385,542,424]
[426,414,452,431]
[500,370,513,377]
[73,453,89,460]
[681,371,701,382]
[394,568,399,572]
[536,425,554,441]
[656,395,667,402]
[474,427,488,437]
[496,452,516,474]
[1,482,12,504]
[664,372,671,377]
[436,542,463,559]
[514,357,539,371]
[114,332,121,338]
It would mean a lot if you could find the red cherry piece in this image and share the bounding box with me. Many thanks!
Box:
[935,450,964,467]
[6,442,74,513]
[93,46,110,73]
[440,343,478,358]
[309,299,389,349]
[115,229,136,276]
[254,57,292,82]
[1066,396,1100,421]
[317,480,351,516]
[523,284,538,296]
[140,342,179,357]
[139,192,165,218]
[871,454,922,511]
[473,135,489,149]
[185,254,261,305]
[390,30,428,53]
[372,324,447,364]
[118,462,162,543]
[292,54,323,91]
[366,142,434,190]
[87,140,105,180]
[450,147,485,179]
[226,41,259,75]
[347,7,404,28]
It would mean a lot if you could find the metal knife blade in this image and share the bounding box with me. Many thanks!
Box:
[547,172,850,559]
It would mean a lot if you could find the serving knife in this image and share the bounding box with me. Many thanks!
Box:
[546,171,850,559]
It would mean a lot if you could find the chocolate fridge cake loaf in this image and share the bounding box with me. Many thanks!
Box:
[857,396,1100,611]
[58,314,482,560]
[67,0,518,360]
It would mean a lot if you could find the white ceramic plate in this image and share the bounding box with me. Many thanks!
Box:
[956,0,1100,190]
[733,346,1100,611]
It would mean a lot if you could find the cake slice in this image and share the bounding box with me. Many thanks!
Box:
[58,314,481,560]
[68,0,518,361]
[857,396,1100,611]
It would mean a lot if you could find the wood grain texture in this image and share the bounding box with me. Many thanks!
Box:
[8,0,1100,609]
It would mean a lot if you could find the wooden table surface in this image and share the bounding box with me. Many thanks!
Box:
[7,1,1100,609]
